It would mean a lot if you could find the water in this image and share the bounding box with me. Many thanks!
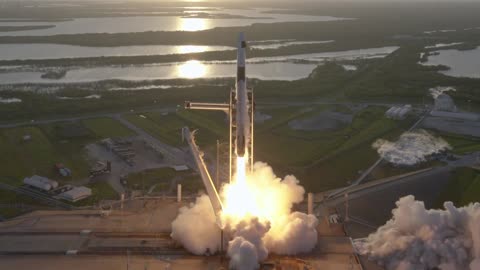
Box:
[249,46,399,62]
[0,44,235,60]
[0,46,399,84]
[0,9,347,36]
[422,47,480,78]
[0,61,318,84]
[250,40,334,50]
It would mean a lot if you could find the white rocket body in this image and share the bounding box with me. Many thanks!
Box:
[235,33,250,158]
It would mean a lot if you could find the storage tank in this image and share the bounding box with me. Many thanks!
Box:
[385,107,397,117]
[390,107,403,119]
[24,175,52,191]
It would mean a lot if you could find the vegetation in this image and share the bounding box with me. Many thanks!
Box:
[124,110,225,147]
[439,133,480,155]
[73,180,119,207]
[436,167,480,207]
[0,25,55,32]
[82,117,135,139]
[125,167,177,191]
[0,189,48,219]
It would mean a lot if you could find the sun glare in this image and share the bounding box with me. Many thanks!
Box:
[176,45,209,54]
[177,60,207,79]
[179,18,208,32]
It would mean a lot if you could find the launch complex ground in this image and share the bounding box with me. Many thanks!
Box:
[0,159,471,270]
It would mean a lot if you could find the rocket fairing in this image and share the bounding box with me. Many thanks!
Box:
[235,33,251,158]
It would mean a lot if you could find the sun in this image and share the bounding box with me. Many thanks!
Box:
[177,60,207,79]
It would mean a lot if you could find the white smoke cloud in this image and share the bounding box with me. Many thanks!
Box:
[373,129,451,166]
[264,212,318,255]
[170,162,318,269]
[355,195,480,270]
[430,86,456,99]
[228,237,260,270]
[170,195,221,255]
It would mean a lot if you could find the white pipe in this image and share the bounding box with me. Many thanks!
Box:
[177,184,182,203]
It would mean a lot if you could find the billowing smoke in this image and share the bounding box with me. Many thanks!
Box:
[355,195,480,270]
[430,86,456,99]
[372,129,451,166]
[170,195,221,255]
[170,162,318,269]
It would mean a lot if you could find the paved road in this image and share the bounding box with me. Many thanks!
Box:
[114,115,192,168]
[0,106,178,129]
[326,109,431,200]
[0,100,427,129]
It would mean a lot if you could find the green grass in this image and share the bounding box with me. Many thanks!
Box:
[256,106,401,166]
[436,167,480,207]
[179,175,204,193]
[124,110,224,147]
[440,133,480,155]
[73,181,118,207]
[125,167,177,191]
[123,113,185,146]
[0,189,48,219]
[0,126,89,184]
[82,117,135,139]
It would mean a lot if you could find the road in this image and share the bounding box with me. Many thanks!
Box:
[326,109,431,200]
[113,115,190,167]
[0,100,427,129]
[0,105,178,129]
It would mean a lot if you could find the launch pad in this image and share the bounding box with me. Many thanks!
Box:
[0,199,363,270]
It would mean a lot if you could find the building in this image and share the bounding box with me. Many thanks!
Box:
[59,186,92,202]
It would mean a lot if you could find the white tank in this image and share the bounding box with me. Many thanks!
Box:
[385,107,397,117]
[24,175,58,191]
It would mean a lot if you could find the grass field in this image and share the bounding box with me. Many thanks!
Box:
[124,110,226,147]
[436,167,480,207]
[0,117,136,213]
[0,126,90,184]
[125,167,177,191]
[82,117,135,139]
[439,133,480,155]
[0,189,48,219]
[255,106,401,166]
[73,181,119,207]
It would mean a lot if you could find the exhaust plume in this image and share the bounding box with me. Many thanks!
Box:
[170,195,221,255]
[355,195,480,270]
[372,129,451,166]
[170,162,318,269]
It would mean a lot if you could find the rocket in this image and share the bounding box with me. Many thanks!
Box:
[235,33,250,158]
[184,33,255,183]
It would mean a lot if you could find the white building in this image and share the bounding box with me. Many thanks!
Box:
[59,186,92,202]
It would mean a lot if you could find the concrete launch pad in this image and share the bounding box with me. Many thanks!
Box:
[0,198,363,270]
